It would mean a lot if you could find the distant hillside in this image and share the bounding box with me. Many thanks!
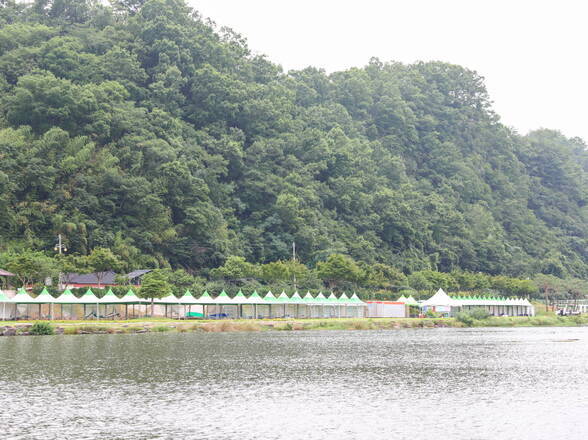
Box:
[0,0,587,278]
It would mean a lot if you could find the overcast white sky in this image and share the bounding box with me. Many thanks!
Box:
[191,0,588,142]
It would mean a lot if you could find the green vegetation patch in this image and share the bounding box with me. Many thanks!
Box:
[29,322,55,335]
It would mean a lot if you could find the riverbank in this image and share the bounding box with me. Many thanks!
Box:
[1,314,587,336]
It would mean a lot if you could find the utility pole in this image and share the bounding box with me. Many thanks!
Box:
[292,242,297,290]
[54,234,67,255]
[54,234,68,290]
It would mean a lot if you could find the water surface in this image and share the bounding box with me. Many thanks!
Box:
[1,327,587,439]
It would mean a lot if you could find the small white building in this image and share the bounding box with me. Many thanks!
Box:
[366,301,407,318]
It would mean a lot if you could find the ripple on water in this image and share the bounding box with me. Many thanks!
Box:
[1,327,588,440]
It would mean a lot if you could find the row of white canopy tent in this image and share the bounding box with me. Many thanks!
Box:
[420,288,535,316]
[0,288,366,320]
[0,287,146,320]
[189,290,367,319]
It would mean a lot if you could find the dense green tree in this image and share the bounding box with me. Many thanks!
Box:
[408,270,459,294]
[1,250,56,286]
[138,269,171,315]
[0,0,587,284]
[86,247,123,287]
[316,254,363,289]
[360,262,407,290]
[209,256,260,281]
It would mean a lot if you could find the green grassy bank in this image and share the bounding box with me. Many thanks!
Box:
[1,314,587,336]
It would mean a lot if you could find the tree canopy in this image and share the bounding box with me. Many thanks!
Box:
[0,0,587,286]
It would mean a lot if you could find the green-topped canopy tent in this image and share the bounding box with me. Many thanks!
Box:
[289,291,305,318]
[314,292,328,318]
[337,292,351,318]
[179,290,203,319]
[194,291,214,318]
[326,292,340,318]
[11,288,37,320]
[0,288,13,320]
[77,288,103,321]
[121,288,145,319]
[28,288,58,320]
[53,288,81,320]
[275,291,291,318]
[263,291,278,318]
[301,292,316,318]
[247,291,265,318]
[233,290,248,318]
[209,290,234,319]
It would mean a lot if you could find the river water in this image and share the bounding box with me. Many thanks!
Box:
[0,327,587,440]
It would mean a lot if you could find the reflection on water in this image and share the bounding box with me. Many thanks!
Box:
[1,327,587,439]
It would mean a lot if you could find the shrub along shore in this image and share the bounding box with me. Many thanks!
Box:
[1,314,587,336]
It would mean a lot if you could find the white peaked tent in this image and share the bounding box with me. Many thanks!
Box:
[155,293,181,304]
[421,288,455,307]
[154,293,183,319]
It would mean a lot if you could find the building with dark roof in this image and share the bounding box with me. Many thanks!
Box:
[126,270,152,285]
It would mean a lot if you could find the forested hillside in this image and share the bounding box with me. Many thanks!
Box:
[1,0,587,281]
